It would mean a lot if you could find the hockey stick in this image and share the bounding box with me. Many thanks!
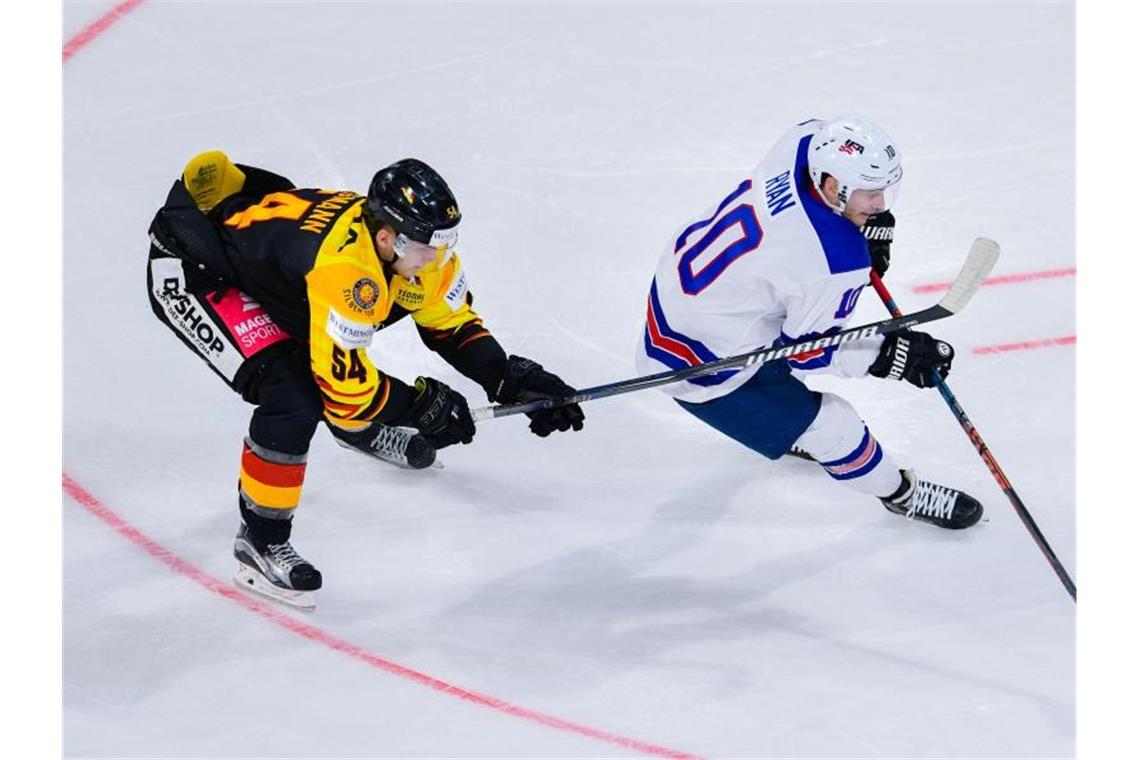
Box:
[868,268,1076,602]
[470,237,1000,422]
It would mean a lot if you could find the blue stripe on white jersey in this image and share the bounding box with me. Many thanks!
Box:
[792,135,871,275]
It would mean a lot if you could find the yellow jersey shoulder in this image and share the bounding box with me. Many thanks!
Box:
[308,203,392,325]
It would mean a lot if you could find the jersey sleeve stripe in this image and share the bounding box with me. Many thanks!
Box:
[321,398,359,415]
[457,330,491,349]
[779,329,841,370]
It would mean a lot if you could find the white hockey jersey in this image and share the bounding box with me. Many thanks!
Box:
[636,119,886,404]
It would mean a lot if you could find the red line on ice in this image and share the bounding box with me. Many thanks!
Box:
[913,267,1076,294]
[62,14,695,760]
[62,474,700,760]
[972,335,1076,355]
[62,0,146,62]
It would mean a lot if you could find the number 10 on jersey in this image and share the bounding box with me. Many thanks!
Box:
[674,179,763,295]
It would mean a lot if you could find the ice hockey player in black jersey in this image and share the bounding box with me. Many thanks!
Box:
[146,151,585,609]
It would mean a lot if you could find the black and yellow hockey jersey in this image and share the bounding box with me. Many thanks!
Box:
[202,163,506,430]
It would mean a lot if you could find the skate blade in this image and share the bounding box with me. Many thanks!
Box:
[333,437,443,470]
[234,565,316,611]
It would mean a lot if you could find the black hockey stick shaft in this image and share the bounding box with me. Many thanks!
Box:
[472,306,945,420]
[471,237,999,422]
[869,270,1076,602]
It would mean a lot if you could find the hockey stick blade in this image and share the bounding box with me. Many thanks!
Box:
[938,237,1000,314]
[471,238,1001,422]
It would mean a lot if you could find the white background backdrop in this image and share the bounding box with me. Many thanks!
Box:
[32,0,1120,757]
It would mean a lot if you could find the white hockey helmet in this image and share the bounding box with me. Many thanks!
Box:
[808,114,903,214]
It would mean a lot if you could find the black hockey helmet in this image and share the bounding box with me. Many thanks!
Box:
[363,158,461,245]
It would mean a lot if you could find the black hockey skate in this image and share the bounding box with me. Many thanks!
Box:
[331,423,437,470]
[233,523,322,610]
[880,469,983,530]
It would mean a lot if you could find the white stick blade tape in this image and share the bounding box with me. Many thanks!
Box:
[940,237,1001,313]
[471,406,496,423]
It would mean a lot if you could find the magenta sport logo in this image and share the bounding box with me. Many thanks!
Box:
[838,139,865,155]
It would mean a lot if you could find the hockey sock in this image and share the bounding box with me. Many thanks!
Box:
[239,437,307,514]
[792,393,903,496]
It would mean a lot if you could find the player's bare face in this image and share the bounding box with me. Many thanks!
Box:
[842,188,887,227]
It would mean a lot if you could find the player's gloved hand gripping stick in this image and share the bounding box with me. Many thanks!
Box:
[868,268,1076,602]
[471,237,999,421]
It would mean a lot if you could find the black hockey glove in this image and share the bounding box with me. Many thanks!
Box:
[494,355,585,437]
[397,377,476,449]
[868,329,954,389]
[861,210,894,278]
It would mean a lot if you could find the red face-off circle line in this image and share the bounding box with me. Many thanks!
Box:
[62,475,701,759]
[63,0,146,62]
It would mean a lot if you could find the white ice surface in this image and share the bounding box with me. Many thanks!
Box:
[64,2,1075,757]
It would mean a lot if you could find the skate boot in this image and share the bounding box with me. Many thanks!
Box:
[233,522,322,610]
[331,423,437,470]
[880,469,984,530]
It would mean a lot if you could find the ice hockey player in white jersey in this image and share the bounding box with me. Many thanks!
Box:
[636,114,983,529]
